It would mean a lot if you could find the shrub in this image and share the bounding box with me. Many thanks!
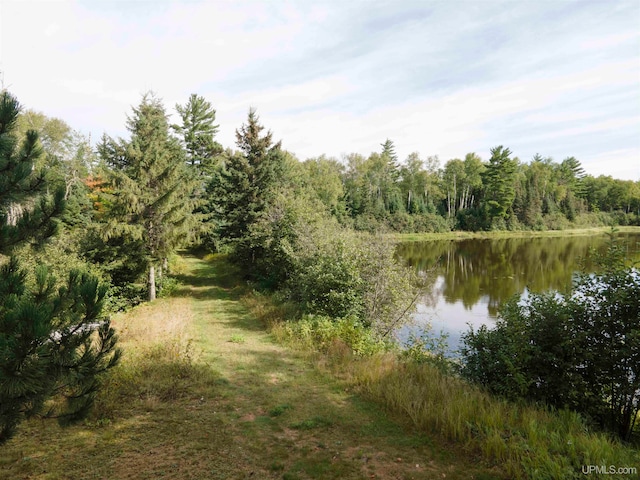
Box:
[157,276,182,298]
[461,241,640,441]
[279,314,390,356]
[284,221,420,338]
[292,234,364,319]
[412,212,453,233]
[542,212,571,230]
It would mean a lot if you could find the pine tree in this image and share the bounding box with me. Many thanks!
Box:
[101,93,198,300]
[172,94,222,173]
[172,94,223,245]
[208,108,283,271]
[380,138,400,182]
[481,146,517,228]
[0,91,120,444]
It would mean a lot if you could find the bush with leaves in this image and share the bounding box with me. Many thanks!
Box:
[279,314,390,356]
[282,218,420,340]
[461,233,640,440]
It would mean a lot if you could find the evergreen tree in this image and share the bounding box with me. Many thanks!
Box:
[208,108,283,272]
[380,138,398,166]
[379,139,402,208]
[172,93,222,173]
[557,156,586,220]
[101,93,198,300]
[172,94,223,245]
[0,91,120,444]
[481,146,517,228]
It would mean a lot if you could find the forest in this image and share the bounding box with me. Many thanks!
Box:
[1,89,639,478]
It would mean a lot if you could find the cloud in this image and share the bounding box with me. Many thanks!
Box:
[1,0,638,179]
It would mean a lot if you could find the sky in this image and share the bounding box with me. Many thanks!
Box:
[1,0,639,180]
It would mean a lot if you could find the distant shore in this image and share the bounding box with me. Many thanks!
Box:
[394,225,640,242]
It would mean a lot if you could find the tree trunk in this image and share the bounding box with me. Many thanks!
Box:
[148,264,156,301]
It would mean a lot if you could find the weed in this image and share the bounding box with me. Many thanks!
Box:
[269,404,292,417]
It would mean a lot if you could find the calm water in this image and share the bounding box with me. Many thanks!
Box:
[396,232,640,352]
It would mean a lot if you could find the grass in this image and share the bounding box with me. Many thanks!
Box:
[347,358,640,479]
[0,253,505,479]
[253,281,640,479]
[394,225,640,242]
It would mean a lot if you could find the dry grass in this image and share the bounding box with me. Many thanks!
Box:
[113,297,193,347]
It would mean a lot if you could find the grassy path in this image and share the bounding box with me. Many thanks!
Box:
[0,255,503,479]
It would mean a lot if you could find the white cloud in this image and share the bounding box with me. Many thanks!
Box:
[583,149,640,180]
[1,0,638,179]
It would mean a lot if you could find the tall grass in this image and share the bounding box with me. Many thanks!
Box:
[244,288,640,480]
[93,297,214,418]
[348,357,640,479]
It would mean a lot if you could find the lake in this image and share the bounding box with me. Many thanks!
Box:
[396,232,640,353]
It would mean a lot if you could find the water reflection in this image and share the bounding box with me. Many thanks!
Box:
[397,233,640,351]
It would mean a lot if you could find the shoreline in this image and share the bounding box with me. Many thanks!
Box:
[393,225,640,242]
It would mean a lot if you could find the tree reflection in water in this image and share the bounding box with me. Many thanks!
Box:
[396,233,640,351]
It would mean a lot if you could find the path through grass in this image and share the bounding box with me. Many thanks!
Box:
[0,254,504,479]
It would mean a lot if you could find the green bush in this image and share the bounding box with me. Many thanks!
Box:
[283,222,420,338]
[542,212,572,230]
[293,236,365,319]
[461,259,640,441]
[352,213,384,233]
[401,329,452,373]
[157,276,182,298]
[280,314,390,356]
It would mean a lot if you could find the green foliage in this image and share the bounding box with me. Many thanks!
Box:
[207,108,284,273]
[279,314,390,356]
[0,262,121,441]
[172,94,223,245]
[291,226,365,319]
[268,404,292,417]
[277,213,420,337]
[401,329,452,373]
[99,93,198,300]
[156,275,182,298]
[357,234,422,337]
[336,144,639,233]
[481,146,518,227]
[15,109,97,229]
[461,235,640,440]
[0,91,120,444]
[301,155,346,219]
[172,93,221,172]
